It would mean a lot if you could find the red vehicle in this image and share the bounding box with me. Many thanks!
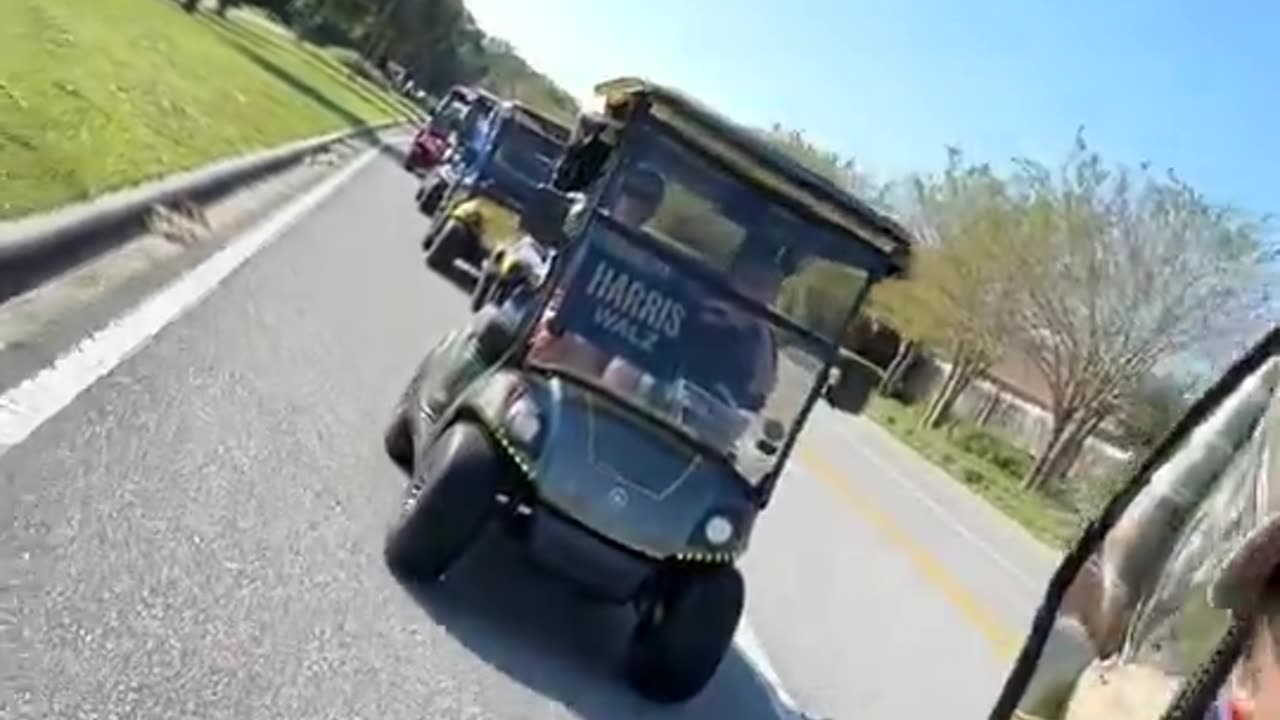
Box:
[403,126,448,174]
[403,86,501,175]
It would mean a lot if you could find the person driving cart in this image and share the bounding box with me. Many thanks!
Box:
[691,241,784,411]
[578,242,783,412]
[421,166,670,416]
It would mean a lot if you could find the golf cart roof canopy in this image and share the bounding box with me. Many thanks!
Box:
[448,85,502,104]
[505,101,571,144]
[591,77,914,268]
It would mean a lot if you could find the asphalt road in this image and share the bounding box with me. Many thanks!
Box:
[0,146,1059,719]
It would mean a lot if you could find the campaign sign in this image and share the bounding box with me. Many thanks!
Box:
[556,228,695,382]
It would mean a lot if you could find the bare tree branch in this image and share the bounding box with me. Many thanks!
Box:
[1004,133,1272,490]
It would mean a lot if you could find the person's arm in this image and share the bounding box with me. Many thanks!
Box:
[744,325,778,412]
[601,358,648,395]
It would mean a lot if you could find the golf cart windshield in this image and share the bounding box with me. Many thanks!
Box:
[526,128,883,484]
[493,121,564,187]
[999,345,1280,720]
[431,97,468,135]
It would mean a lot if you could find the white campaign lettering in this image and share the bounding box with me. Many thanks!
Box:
[582,259,686,353]
[593,306,659,351]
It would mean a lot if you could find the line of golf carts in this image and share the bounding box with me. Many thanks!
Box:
[386,75,910,705]
[405,85,570,290]
[391,75,1280,720]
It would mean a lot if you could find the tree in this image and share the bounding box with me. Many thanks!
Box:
[272,0,577,117]
[1004,131,1272,491]
[761,126,887,205]
[1113,373,1193,451]
[869,149,1022,429]
[475,37,578,124]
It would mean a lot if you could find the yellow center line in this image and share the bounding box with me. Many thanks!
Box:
[798,445,1022,660]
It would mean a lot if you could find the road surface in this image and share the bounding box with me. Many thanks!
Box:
[0,143,1060,719]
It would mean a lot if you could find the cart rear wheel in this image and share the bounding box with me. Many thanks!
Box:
[383,412,412,474]
[426,219,472,281]
[383,359,432,474]
[384,422,509,581]
[471,260,497,312]
[418,181,446,217]
[623,566,744,703]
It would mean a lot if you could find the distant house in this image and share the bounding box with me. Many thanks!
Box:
[899,349,1134,480]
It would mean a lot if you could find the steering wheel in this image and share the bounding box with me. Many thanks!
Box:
[710,382,740,409]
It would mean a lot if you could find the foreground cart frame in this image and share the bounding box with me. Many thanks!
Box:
[383,76,913,703]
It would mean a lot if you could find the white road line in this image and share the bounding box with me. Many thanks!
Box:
[0,148,378,455]
[824,412,1045,593]
[735,617,801,714]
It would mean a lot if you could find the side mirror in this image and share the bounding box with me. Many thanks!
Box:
[756,419,786,456]
[826,354,879,415]
[519,185,571,248]
[553,115,615,192]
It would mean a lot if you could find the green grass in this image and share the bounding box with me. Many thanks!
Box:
[865,395,1082,548]
[0,0,423,220]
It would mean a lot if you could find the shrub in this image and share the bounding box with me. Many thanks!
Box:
[961,468,990,489]
[953,426,1032,477]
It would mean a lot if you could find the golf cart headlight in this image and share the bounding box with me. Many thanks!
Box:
[505,396,541,446]
[703,515,735,546]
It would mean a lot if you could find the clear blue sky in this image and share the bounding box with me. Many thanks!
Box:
[464,0,1278,218]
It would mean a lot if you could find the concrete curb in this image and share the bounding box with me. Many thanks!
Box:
[0,119,412,304]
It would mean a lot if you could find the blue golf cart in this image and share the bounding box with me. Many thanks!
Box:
[419,100,570,284]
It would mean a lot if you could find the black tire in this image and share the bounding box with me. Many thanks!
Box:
[383,361,428,474]
[383,387,414,474]
[384,422,510,581]
[418,182,445,217]
[623,566,745,703]
[384,414,413,474]
[471,262,497,312]
[426,219,472,279]
[421,215,440,251]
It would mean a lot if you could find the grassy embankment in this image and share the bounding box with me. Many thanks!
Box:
[865,395,1086,548]
[0,0,422,220]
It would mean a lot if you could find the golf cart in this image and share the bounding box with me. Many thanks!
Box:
[420,101,570,284]
[467,109,622,313]
[381,76,913,703]
[404,87,471,174]
[414,86,502,215]
[988,327,1280,720]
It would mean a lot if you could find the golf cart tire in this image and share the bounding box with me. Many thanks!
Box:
[418,183,445,217]
[470,262,496,312]
[426,219,471,279]
[421,220,438,252]
[383,363,428,475]
[623,565,745,703]
[384,421,509,582]
[383,412,413,474]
